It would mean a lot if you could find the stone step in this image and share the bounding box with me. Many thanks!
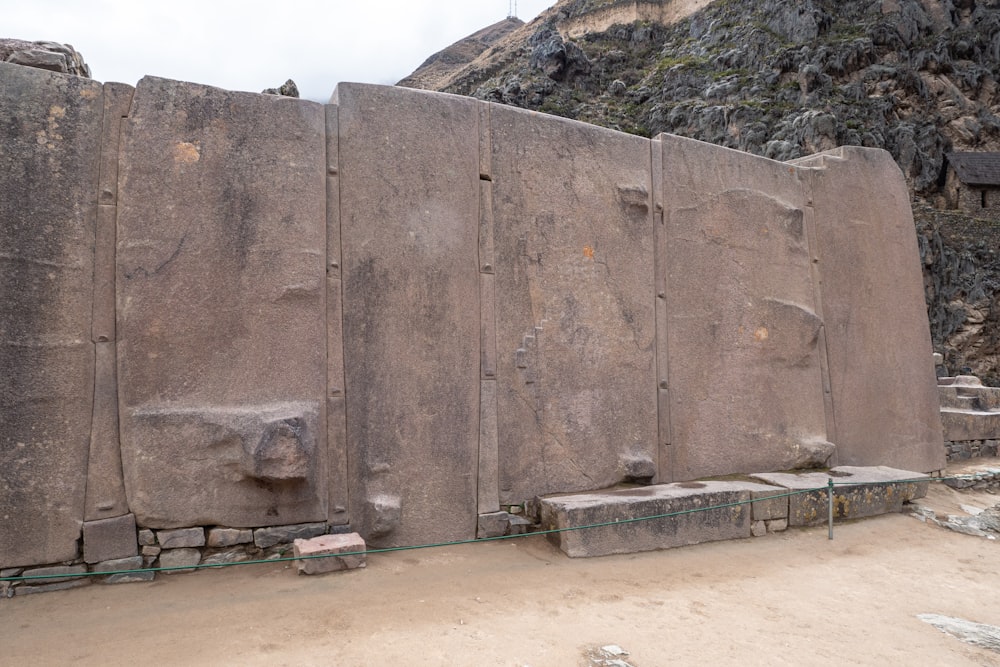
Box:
[539,466,929,558]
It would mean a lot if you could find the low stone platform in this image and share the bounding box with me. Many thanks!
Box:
[538,481,787,558]
[539,466,928,558]
[752,466,929,527]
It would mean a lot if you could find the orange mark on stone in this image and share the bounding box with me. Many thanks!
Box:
[754,327,769,342]
[79,88,99,99]
[173,141,201,164]
[583,245,595,259]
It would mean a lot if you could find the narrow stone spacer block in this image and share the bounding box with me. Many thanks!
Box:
[751,488,789,521]
[83,514,138,564]
[294,532,366,575]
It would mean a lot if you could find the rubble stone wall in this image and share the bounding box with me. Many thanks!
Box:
[0,62,944,572]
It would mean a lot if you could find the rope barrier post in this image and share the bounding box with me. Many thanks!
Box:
[827,477,834,540]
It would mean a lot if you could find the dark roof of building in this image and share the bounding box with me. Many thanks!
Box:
[947,152,1000,187]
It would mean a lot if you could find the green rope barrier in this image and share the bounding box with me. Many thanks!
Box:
[1,474,984,585]
[1,487,824,584]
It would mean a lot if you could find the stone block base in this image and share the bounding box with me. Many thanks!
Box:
[538,481,785,558]
[294,533,366,575]
[752,466,929,527]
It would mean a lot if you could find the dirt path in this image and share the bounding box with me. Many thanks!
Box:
[4,485,1000,666]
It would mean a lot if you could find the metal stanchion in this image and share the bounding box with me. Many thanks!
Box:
[828,477,834,540]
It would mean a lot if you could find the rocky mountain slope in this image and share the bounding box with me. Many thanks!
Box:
[402,0,1000,383]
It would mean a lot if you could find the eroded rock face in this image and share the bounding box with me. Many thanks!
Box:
[0,39,90,77]
[0,62,103,566]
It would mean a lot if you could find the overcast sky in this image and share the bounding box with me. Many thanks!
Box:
[6,0,554,101]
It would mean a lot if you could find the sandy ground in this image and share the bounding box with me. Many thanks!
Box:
[4,483,1000,666]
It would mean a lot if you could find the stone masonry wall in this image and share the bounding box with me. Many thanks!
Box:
[0,62,944,578]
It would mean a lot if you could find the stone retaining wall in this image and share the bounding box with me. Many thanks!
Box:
[0,62,943,580]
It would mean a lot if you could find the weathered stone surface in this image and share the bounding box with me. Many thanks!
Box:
[117,76,328,529]
[477,511,515,539]
[0,63,103,567]
[658,134,830,481]
[201,548,254,565]
[325,102,350,529]
[752,465,929,526]
[125,404,323,528]
[539,481,783,557]
[479,379,500,514]
[206,528,253,548]
[93,555,151,584]
[794,147,945,473]
[82,514,138,564]
[253,522,326,549]
[767,519,788,532]
[491,104,657,502]
[751,489,789,522]
[294,532,366,575]
[15,579,91,596]
[156,527,205,549]
[919,614,1000,653]
[0,40,91,77]
[940,409,1000,442]
[751,520,767,537]
[158,548,201,573]
[84,343,129,520]
[137,529,155,547]
[20,564,87,585]
[335,82,480,546]
[141,546,161,558]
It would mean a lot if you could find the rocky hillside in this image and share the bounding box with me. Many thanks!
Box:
[399,17,525,90]
[402,0,1000,382]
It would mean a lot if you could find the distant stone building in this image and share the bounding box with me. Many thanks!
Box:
[943,152,1000,216]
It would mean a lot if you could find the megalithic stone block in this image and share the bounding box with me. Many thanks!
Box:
[116,77,328,528]
[0,63,103,567]
[334,82,481,547]
[490,105,658,503]
[657,134,831,481]
[793,147,945,473]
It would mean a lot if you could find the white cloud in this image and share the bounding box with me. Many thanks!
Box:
[4,0,554,100]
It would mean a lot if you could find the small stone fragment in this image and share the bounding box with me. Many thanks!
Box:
[20,564,87,585]
[508,515,533,535]
[158,548,202,573]
[207,527,253,548]
[15,579,91,596]
[137,529,156,546]
[294,532,366,575]
[201,548,253,566]
[766,519,788,532]
[477,512,511,539]
[141,545,161,557]
[751,520,767,537]
[157,527,205,549]
[254,522,327,549]
[93,556,152,584]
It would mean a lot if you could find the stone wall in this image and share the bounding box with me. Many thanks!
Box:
[0,62,944,573]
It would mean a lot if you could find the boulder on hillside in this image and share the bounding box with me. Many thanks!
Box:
[0,39,90,77]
